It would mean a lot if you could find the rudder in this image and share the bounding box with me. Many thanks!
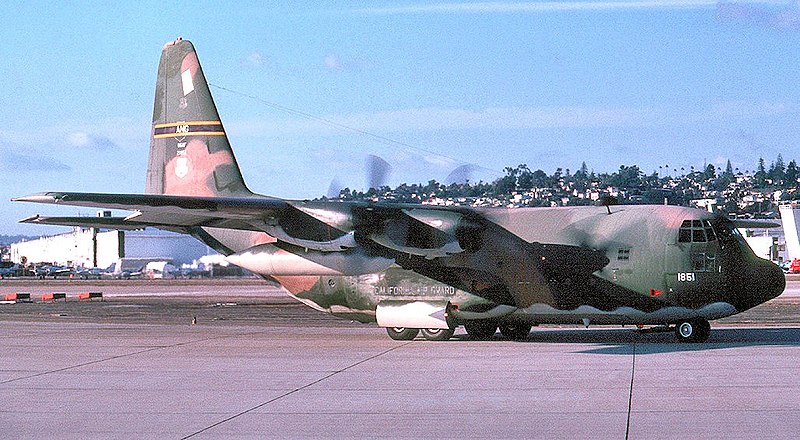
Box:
[146,38,252,197]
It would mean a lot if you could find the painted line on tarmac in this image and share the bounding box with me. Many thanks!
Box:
[0,330,268,385]
[181,340,416,439]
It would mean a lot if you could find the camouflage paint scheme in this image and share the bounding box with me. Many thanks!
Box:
[16,39,785,342]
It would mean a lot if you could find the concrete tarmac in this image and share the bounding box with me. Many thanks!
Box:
[2,279,800,439]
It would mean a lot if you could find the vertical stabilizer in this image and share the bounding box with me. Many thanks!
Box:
[146,38,252,197]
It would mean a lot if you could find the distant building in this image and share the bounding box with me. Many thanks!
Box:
[689,198,719,213]
[779,204,800,261]
[10,228,215,269]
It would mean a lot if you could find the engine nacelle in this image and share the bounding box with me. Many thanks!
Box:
[225,243,394,276]
[375,300,450,329]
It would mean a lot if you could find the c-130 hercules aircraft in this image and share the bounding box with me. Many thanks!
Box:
[15,38,785,342]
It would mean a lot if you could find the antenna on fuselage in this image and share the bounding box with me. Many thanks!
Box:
[596,195,619,215]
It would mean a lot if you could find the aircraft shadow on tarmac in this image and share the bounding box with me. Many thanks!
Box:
[451,327,800,355]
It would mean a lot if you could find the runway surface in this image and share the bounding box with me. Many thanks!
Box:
[2,278,800,438]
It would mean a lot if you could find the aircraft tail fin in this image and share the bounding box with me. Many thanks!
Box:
[146,38,253,197]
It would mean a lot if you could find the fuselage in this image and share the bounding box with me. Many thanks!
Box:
[199,204,785,328]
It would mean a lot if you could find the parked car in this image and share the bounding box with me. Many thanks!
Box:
[789,259,800,274]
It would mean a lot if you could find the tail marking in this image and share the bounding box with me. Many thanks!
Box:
[153,120,225,139]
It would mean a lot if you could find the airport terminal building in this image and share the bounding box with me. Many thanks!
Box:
[9,227,214,269]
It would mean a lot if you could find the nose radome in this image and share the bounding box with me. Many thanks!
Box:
[730,259,785,312]
[745,260,785,310]
[763,260,786,301]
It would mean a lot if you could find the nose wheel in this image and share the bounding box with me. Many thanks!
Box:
[674,319,711,343]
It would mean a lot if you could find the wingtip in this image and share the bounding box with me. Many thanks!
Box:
[12,192,58,203]
[18,214,42,224]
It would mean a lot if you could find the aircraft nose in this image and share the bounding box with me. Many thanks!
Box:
[763,260,787,300]
[735,259,785,311]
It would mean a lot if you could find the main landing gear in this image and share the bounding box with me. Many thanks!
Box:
[385,327,455,341]
[420,328,455,341]
[673,318,711,343]
[386,327,419,341]
[386,321,532,341]
[463,320,498,340]
[499,322,532,340]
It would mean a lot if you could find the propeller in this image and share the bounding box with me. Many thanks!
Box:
[324,154,393,199]
[445,164,477,185]
[326,177,343,199]
[366,154,392,190]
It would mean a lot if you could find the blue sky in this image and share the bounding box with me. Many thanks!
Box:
[2,1,800,234]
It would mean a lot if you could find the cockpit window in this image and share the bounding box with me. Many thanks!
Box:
[711,218,752,253]
[678,219,718,243]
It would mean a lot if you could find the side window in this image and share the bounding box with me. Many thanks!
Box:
[617,248,631,261]
[691,252,716,272]
[705,225,716,241]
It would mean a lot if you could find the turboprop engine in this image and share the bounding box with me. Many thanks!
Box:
[354,206,485,259]
[225,243,394,276]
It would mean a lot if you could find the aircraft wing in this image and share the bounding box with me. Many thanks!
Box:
[13,191,301,232]
[348,203,609,307]
[730,219,781,229]
[15,191,609,308]
[14,192,290,218]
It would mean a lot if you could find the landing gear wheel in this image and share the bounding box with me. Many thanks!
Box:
[464,321,497,340]
[499,323,532,340]
[420,328,455,341]
[674,319,710,343]
[386,327,419,341]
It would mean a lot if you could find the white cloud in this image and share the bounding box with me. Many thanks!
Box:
[0,146,70,172]
[226,105,658,137]
[1,117,146,153]
[67,131,90,147]
[352,1,743,15]
[708,100,797,119]
[242,51,265,68]
[324,53,344,70]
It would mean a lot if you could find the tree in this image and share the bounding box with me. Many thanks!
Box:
[532,169,549,188]
[724,160,734,177]
[787,160,799,186]
[578,161,589,177]
[573,162,590,191]
[754,157,767,187]
[516,164,534,190]
[771,154,786,185]
[606,165,643,188]
[704,163,716,180]
[494,167,518,194]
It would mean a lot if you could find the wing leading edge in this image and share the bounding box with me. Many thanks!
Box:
[14,191,297,232]
[14,192,611,308]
